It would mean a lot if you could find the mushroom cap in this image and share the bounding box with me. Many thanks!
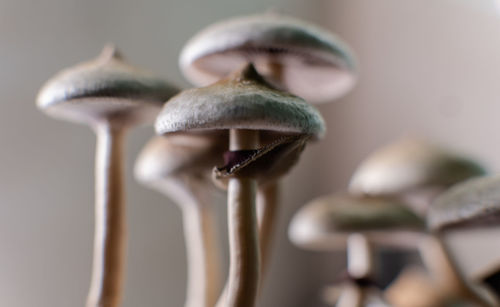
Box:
[37,45,180,127]
[428,175,500,231]
[156,63,325,138]
[349,138,486,197]
[134,132,227,186]
[288,194,425,251]
[179,13,357,104]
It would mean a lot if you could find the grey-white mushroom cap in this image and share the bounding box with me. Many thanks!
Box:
[349,138,486,197]
[134,133,226,186]
[37,45,180,127]
[288,194,425,251]
[428,175,500,231]
[156,63,325,138]
[179,13,357,104]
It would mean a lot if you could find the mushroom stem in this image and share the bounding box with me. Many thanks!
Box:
[87,124,126,307]
[336,284,365,307]
[347,233,374,280]
[419,234,496,307]
[180,180,221,307]
[335,234,373,307]
[150,176,222,307]
[224,129,260,307]
[257,181,280,281]
[215,180,277,307]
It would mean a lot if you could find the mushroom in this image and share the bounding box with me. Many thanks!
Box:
[37,45,179,307]
[179,12,357,104]
[179,12,357,284]
[349,138,486,215]
[288,194,425,307]
[428,174,500,302]
[134,133,226,307]
[155,63,325,307]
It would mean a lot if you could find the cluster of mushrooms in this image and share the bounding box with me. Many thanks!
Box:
[35,11,500,307]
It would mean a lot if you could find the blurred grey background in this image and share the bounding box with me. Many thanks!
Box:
[2,0,500,306]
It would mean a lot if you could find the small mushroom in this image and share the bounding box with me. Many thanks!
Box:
[179,12,357,104]
[156,63,325,307]
[429,174,500,302]
[349,138,486,215]
[288,194,424,307]
[134,133,226,307]
[37,45,179,307]
[179,13,357,287]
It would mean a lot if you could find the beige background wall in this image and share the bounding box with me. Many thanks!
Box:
[1,1,499,306]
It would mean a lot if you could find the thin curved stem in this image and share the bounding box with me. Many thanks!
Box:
[419,234,497,307]
[220,129,260,307]
[160,177,222,307]
[215,181,274,307]
[256,182,279,281]
[86,125,126,307]
[182,201,221,307]
[226,177,259,307]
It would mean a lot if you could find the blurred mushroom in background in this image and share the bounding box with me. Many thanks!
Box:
[288,194,425,306]
[349,138,486,216]
[36,45,179,307]
[134,133,226,307]
[429,175,500,304]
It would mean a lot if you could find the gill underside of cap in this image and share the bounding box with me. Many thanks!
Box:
[212,134,309,187]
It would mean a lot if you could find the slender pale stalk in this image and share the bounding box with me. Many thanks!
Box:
[347,233,374,280]
[335,234,373,307]
[256,182,279,279]
[215,177,275,307]
[182,202,221,307]
[86,124,126,307]
[336,284,365,307]
[419,234,497,307]
[158,177,222,307]
[221,129,260,307]
[253,62,285,295]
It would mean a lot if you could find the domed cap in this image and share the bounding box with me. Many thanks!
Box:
[156,63,324,186]
[349,138,486,197]
[156,63,325,137]
[37,45,180,127]
[134,132,227,186]
[179,13,357,104]
[288,194,425,251]
[428,175,500,231]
